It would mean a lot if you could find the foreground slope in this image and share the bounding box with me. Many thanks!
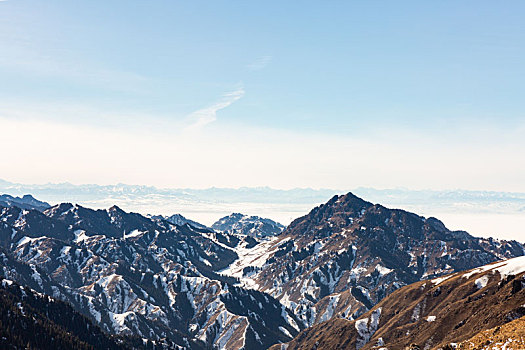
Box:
[275,255,525,350]
[456,315,525,349]
[240,193,524,327]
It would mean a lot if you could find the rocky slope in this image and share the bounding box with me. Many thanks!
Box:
[0,203,301,349]
[275,255,525,350]
[230,193,524,328]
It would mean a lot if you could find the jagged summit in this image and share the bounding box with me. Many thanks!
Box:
[284,192,375,239]
[108,204,124,212]
[151,213,210,230]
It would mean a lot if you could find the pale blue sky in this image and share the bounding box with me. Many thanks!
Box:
[1,1,525,190]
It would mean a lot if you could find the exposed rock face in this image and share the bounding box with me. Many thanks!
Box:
[275,255,525,350]
[236,193,524,328]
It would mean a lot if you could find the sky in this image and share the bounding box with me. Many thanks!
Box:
[1,1,525,191]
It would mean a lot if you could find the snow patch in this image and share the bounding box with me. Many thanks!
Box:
[463,256,525,280]
[73,230,89,243]
[355,307,382,350]
[1,279,13,287]
[375,264,393,276]
[17,236,41,246]
[279,326,292,338]
[474,275,489,289]
[123,229,143,239]
[318,294,340,323]
[431,275,453,285]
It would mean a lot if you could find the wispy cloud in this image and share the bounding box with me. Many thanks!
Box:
[184,87,245,131]
[247,55,272,71]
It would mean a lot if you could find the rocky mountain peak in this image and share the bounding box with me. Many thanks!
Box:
[107,204,125,214]
[211,213,284,238]
[44,202,74,215]
[425,216,448,232]
[239,191,525,330]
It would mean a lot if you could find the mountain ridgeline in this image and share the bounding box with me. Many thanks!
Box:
[0,193,50,211]
[0,191,524,349]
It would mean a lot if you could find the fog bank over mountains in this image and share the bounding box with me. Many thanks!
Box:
[1,179,524,241]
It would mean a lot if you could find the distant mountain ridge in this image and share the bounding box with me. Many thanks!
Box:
[0,193,50,211]
[3,178,525,209]
[2,178,525,241]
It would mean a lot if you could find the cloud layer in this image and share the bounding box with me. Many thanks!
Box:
[1,115,524,192]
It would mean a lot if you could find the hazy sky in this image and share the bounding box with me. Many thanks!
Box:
[1,1,525,191]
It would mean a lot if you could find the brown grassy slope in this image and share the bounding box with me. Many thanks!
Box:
[453,315,525,350]
[272,259,525,350]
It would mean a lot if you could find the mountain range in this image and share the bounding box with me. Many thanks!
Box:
[2,178,525,241]
[0,191,524,349]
